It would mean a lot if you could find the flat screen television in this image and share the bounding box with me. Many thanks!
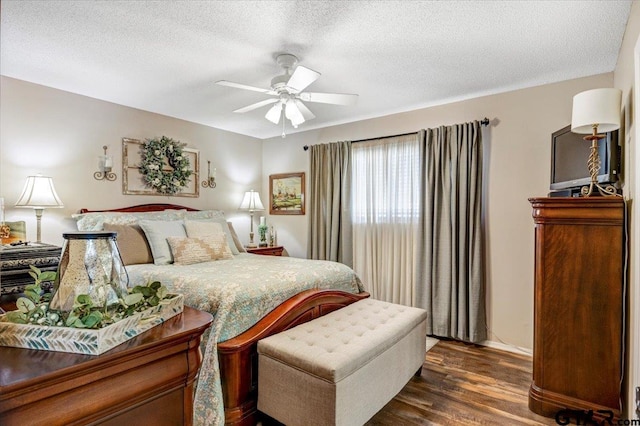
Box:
[550,125,620,192]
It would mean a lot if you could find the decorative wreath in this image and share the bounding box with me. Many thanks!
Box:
[139,136,192,195]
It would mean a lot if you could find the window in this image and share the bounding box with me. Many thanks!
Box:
[351,135,421,224]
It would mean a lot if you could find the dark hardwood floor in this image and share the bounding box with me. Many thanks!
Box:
[366,339,557,425]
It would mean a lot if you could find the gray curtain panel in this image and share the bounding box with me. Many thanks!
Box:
[307,141,353,267]
[416,122,487,343]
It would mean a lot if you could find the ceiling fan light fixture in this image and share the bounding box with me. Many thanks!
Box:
[265,103,283,124]
[285,100,305,126]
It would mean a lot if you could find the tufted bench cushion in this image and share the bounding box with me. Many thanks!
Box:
[257,298,427,426]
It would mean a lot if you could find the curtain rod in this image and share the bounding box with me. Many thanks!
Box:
[303,117,490,151]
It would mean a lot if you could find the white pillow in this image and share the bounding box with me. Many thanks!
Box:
[138,220,187,265]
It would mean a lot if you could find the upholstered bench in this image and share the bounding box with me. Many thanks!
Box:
[257,298,427,426]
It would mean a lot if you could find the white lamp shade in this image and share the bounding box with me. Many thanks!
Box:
[265,103,283,124]
[15,175,64,209]
[239,190,265,211]
[571,88,622,134]
[285,100,305,126]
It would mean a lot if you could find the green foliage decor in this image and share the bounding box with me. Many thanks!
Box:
[258,224,268,244]
[3,266,172,329]
[139,135,192,195]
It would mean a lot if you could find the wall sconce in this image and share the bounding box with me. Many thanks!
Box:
[94,145,117,181]
[201,160,216,189]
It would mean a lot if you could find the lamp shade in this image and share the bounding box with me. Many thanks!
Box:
[15,175,64,209]
[239,190,265,211]
[265,103,283,124]
[285,100,305,126]
[571,88,622,134]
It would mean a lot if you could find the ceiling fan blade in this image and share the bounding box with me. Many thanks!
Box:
[233,98,278,113]
[285,101,305,126]
[294,99,315,121]
[286,66,320,93]
[299,92,358,106]
[265,103,283,124]
[216,80,276,95]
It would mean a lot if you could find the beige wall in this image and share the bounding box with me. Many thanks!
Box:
[613,0,640,418]
[0,77,263,246]
[263,73,613,352]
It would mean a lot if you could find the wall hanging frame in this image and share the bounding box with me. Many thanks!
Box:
[269,172,305,215]
[122,138,200,197]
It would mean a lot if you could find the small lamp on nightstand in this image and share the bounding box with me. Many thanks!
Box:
[238,190,265,248]
[15,174,64,243]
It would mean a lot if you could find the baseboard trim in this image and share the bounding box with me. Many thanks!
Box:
[478,339,532,356]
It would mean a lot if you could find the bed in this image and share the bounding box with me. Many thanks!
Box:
[75,204,367,426]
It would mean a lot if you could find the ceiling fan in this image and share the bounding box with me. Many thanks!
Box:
[216,54,358,136]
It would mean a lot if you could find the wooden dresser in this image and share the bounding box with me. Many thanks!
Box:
[0,307,213,426]
[528,197,624,421]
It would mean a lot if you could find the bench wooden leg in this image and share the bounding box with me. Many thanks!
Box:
[414,366,422,377]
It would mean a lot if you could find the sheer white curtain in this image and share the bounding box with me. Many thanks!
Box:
[351,134,421,305]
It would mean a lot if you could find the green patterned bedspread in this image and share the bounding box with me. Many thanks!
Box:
[126,253,364,425]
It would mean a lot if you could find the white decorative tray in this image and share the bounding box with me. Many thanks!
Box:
[0,294,184,355]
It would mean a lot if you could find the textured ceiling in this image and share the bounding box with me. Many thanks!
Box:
[0,1,633,139]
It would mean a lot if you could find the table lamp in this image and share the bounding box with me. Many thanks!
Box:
[15,174,64,243]
[238,190,265,248]
[571,88,622,197]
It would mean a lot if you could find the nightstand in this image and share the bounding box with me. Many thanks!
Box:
[0,243,62,309]
[246,245,284,256]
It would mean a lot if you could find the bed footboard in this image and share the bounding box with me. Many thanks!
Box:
[217,289,369,426]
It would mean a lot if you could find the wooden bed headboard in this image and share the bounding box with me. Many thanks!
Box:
[79,203,200,214]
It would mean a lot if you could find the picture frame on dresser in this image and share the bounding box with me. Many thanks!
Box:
[0,221,26,245]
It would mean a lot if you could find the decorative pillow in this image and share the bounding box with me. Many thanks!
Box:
[103,223,153,265]
[227,221,246,253]
[184,218,239,255]
[167,236,233,265]
[138,220,187,265]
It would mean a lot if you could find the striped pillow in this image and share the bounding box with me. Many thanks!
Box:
[167,236,233,265]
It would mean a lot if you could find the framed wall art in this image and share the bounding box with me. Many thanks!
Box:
[122,137,199,197]
[269,172,305,215]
